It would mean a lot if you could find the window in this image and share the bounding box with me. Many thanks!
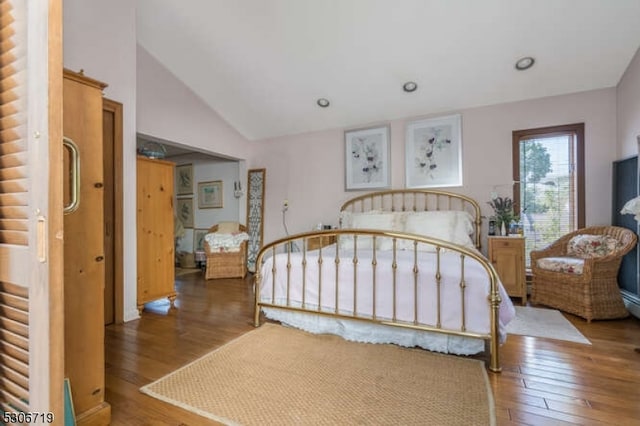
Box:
[512,123,585,267]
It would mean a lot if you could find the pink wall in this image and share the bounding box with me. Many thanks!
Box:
[136,46,254,162]
[63,0,626,317]
[64,4,257,321]
[617,47,640,158]
[63,0,140,321]
[254,88,617,253]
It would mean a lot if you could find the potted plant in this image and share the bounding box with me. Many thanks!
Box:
[488,196,517,235]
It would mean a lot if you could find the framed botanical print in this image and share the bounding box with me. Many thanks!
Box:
[176,197,194,228]
[197,180,223,209]
[193,228,208,252]
[344,125,391,191]
[405,114,462,188]
[176,164,193,195]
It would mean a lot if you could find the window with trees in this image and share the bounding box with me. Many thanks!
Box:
[512,123,585,267]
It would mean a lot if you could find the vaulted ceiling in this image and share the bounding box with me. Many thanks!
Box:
[136,0,640,141]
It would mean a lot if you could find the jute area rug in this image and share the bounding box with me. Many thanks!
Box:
[141,323,496,425]
[175,267,201,277]
[506,306,591,345]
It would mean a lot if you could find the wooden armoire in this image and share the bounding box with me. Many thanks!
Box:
[63,69,111,424]
[136,156,176,313]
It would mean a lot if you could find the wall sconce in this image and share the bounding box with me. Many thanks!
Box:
[233,181,244,199]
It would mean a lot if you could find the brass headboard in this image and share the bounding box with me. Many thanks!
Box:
[340,189,482,249]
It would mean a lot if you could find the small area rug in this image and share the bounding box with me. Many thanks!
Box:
[506,306,591,345]
[140,323,496,425]
[175,267,201,277]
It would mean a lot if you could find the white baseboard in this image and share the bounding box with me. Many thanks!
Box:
[124,308,141,322]
[622,290,640,319]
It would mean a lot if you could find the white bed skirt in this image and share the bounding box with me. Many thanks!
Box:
[262,307,488,355]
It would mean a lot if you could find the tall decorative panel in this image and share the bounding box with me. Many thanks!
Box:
[246,169,265,272]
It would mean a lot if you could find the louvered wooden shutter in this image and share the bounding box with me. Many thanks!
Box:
[0,0,30,413]
[0,0,63,417]
[0,0,28,248]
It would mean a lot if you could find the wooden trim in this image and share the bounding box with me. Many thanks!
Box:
[511,122,585,228]
[48,0,64,417]
[76,401,111,426]
[575,124,585,228]
[103,98,124,324]
[63,68,108,91]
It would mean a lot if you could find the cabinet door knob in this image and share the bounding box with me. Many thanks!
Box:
[95,255,104,262]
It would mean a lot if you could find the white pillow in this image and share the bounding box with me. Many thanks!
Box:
[449,211,476,249]
[338,210,353,228]
[400,211,454,252]
[217,221,240,233]
[397,211,476,252]
[374,211,408,250]
[338,212,396,250]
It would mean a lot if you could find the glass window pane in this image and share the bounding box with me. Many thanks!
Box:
[519,134,575,267]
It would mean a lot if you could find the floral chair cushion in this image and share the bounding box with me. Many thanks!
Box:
[204,232,249,253]
[536,257,585,274]
[567,234,620,259]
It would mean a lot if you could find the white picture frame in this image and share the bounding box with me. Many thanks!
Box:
[405,114,462,188]
[344,125,391,191]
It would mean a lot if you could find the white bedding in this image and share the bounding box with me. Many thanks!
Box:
[259,244,516,355]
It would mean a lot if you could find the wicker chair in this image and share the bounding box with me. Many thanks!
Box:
[530,226,637,322]
[204,222,248,280]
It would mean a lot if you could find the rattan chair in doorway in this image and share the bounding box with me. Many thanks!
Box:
[203,222,248,280]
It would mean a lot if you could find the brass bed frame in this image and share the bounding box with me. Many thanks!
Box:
[253,189,504,372]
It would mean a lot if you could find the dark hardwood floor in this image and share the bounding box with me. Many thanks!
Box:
[105,271,640,425]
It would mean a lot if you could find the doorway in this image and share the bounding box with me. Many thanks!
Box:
[103,98,123,325]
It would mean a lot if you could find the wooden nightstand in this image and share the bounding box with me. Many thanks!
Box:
[306,235,336,251]
[488,236,526,305]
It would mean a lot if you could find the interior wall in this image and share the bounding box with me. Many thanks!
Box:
[253,87,617,254]
[64,2,257,321]
[136,45,254,163]
[63,0,139,321]
[617,46,640,158]
[62,0,625,320]
[173,157,241,253]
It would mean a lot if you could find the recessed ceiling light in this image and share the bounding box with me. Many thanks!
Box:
[403,81,418,93]
[317,98,330,108]
[515,56,535,71]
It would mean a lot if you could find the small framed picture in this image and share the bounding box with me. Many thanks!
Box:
[175,164,193,195]
[344,125,391,191]
[197,180,223,209]
[405,114,462,188]
[176,197,194,228]
[193,228,208,252]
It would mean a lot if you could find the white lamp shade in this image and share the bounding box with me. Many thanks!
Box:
[621,196,640,222]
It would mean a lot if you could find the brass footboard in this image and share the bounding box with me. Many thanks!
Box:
[253,229,503,373]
